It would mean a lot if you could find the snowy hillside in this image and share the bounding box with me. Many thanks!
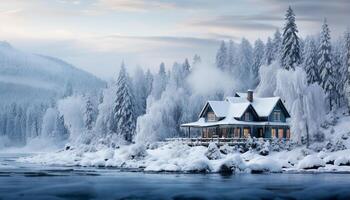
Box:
[0,41,105,147]
[0,41,105,104]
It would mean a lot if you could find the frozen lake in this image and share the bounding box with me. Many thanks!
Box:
[1,153,350,200]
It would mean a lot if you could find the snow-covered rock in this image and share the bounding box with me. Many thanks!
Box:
[334,157,350,166]
[298,155,326,170]
[247,156,282,173]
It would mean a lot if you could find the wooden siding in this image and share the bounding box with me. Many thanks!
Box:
[268,101,287,122]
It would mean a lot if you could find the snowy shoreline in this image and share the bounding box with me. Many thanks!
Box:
[18,141,350,174]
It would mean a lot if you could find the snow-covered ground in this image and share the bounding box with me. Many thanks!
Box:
[19,141,350,174]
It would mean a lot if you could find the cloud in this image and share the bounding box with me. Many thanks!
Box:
[95,0,177,12]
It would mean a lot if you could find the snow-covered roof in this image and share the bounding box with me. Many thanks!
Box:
[182,92,290,128]
[181,117,289,128]
[227,94,281,117]
[206,101,229,118]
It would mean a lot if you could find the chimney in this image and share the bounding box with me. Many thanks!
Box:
[247,89,253,102]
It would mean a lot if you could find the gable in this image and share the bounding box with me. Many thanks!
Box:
[238,105,259,121]
[199,101,229,118]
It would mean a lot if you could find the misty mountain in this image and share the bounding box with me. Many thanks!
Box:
[0,41,105,104]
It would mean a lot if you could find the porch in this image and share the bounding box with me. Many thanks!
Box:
[180,124,291,140]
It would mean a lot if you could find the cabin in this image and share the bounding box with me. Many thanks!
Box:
[181,90,291,140]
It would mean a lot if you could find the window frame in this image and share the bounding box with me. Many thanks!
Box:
[244,112,250,121]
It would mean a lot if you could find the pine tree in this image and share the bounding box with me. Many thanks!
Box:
[343,30,350,111]
[132,67,148,117]
[227,40,237,73]
[145,69,153,97]
[112,63,136,142]
[281,6,301,70]
[83,95,97,130]
[171,59,191,88]
[318,19,335,110]
[63,82,73,97]
[265,37,274,65]
[252,39,265,87]
[237,38,254,89]
[151,63,167,100]
[216,41,227,70]
[333,38,345,107]
[192,54,201,66]
[303,37,319,84]
[272,29,282,61]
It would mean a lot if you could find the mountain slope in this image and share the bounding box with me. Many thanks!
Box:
[0,41,105,104]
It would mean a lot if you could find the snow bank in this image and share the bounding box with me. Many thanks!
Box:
[21,142,350,173]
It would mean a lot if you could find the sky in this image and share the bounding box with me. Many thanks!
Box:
[0,0,349,79]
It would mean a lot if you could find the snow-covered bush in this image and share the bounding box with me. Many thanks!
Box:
[259,140,270,156]
[57,95,85,143]
[205,143,222,160]
[217,154,245,174]
[126,144,148,160]
[220,144,234,154]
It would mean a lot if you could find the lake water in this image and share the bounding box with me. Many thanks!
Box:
[1,153,350,200]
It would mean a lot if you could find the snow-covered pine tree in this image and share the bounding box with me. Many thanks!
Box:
[171,59,191,88]
[145,69,153,98]
[132,67,148,117]
[281,6,301,70]
[192,54,201,66]
[237,38,254,89]
[63,82,73,98]
[333,38,345,107]
[112,63,136,142]
[150,63,167,100]
[227,40,236,73]
[272,29,282,62]
[252,39,265,87]
[83,94,97,130]
[318,19,335,110]
[265,37,274,65]
[343,30,350,112]
[216,41,228,70]
[303,37,319,84]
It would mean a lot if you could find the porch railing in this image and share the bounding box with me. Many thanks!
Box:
[163,137,290,146]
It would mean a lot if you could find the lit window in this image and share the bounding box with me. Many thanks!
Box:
[234,128,240,138]
[271,128,276,138]
[278,129,284,139]
[243,128,250,138]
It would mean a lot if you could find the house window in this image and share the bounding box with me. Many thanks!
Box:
[258,128,264,138]
[278,129,284,139]
[244,112,250,121]
[286,129,291,139]
[207,112,216,122]
[273,111,281,121]
[243,128,250,138]
[271,128,276,138]
[221,128,227,138]
[234,128,240,138]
